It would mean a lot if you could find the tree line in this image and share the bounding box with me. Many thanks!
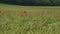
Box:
[0,0,60,6]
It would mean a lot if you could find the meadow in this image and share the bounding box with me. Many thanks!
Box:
[0,3,60,34]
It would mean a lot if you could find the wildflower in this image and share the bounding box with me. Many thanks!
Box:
[0,10,4,15]
[21,10,27,14]
[21,10,26,13]
[19,10,29,16]
[40,24,45,28]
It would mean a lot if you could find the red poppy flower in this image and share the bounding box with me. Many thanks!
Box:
[22,11,27,14]
[0,10,4,15]
[24,11,29,16]
[40,24,45,28]
[19,10,29,16]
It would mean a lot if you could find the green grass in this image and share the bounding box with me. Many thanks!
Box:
[0,3,60,34]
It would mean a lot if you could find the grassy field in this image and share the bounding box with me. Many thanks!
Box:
[0,3,60,34]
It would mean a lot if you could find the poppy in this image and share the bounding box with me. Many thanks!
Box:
[19,10,29,16]
[22,11,27,14]
[0,10,4,15]
[40,24,45,28]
